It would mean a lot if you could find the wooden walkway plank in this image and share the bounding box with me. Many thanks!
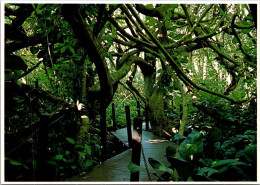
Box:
[66,124,174,182]
[110,122,152,147]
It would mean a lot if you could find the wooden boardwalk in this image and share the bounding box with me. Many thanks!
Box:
[67,123,174,181]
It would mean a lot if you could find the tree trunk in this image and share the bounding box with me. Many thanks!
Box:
[147,85,167,135]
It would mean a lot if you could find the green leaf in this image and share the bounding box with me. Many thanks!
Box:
[71,165,77,170]
[54,42,65,48]
[85,144,91,155]
[60,46,67,53]
[75,144,84,149]
[166,145,177,158]
[232,37,238,44]
[179,52,189,56]
[211,159,242,168]
[148,18,156,26]
[10,160,23,166]
[37,4,44,9]
[240,20,250,25]
[146,53,152,58]
[187,130,202,143]
[169,4,178,9]
[244,130,256,135]
[148,157,173,174]
[244,144,256,163]
[174,34,184,40]
[54,154,63,160]
[242,29,252,34]
[173,154,189,163]
[47,161,57,166]
[68,159,74,163]
[85,160,93,168]
[78,151,86,158]
[165,11,172,20]
[177,58,188,63]
[57,32,62,40]
[173,133,186,141]
[9,159,29,170]
[186,144,197,153]
[165,21,171,29]
[69,46,75,55]
[146,4,154,9]
[36,8,42,14]
[128,162,146,173]
[179,130,203,160]
[218,166,229,173]
[197,167,218,177]
[66,137,75,144]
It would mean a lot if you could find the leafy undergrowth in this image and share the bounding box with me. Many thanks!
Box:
[145,121,256,181]
[128,96,256,182]
[5,89,128,181]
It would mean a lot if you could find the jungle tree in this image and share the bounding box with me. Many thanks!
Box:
[5,3,257,171]
[60,4,256,134]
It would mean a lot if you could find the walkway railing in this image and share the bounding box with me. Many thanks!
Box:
[110,100,151,181]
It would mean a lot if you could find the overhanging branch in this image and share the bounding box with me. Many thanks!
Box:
[127,4,248,104]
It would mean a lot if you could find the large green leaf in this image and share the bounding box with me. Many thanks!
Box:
[148,157,173,174]
[47,161,57,166]
[166,145,178,165]
[211,159,246,168]
[169,4,178,9]
[244,130,256,135]
[232,37,238,44]
[78,151,86,158]
[178,130,203,161]
[173,154,189,163]
[165,11,172,20]
[187,130,201,143]
[179,52,189,57]
[85,160,93,168]
[197,167,218,178]
[69,46,75,55]
[174,34,184,40]
[60,46,68,53]
[145,4,153,9]
[66,137,75,144]
[71,165,77,170]
[186,144,197,153]
[177,58,189,63]
[244,144,256,164]
[166,145,177,157]
[242,29,252,34]
[54,154,64,160]
[218,166,229,174]
[173,133,186,141]
[85,144,91,155]
[8,159,29,170]
[148,18,156,26]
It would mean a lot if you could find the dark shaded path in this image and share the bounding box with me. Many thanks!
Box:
[66,123,174,181]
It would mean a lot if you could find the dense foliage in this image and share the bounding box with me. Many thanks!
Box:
[4,3,257,182]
